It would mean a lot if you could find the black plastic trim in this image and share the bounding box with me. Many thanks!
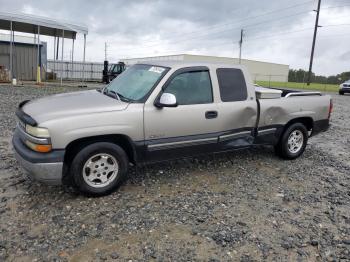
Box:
[16,100,38,126]
[311,119,330,136]
[12,130,64,163]
[140,127,255,163]
[254,125,284,145]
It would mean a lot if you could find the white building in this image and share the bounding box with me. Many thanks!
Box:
[121,54,289,82]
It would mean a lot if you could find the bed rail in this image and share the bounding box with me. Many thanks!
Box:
[285,92,322,98]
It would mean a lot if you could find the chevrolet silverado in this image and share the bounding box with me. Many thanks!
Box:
[13,61,332,196]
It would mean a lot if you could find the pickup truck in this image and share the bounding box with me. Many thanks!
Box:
[13,61,332,196]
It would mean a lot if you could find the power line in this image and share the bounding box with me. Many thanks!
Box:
[105,1,350,59]
[111,30,350,61]
[126,5,348,51]
[109,2,349,58]
[244,25,350,42]
[322,23,350,27]
[117,23,348,59]
[110,10,313,52]
[245,27,314,41]
[112,0,315,49]
[321,4,350,9]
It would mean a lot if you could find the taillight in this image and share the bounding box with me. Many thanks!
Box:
[328,99,333,119]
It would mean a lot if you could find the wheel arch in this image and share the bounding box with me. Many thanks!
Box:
[64,134,138,167]
[285,117,314,131]
[276,117,314,143]
[274,117,311,160]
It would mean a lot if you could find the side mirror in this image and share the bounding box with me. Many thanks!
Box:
[155,93,178,108]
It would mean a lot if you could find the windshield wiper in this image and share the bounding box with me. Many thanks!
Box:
[107,90,120,100]
[102,88,133,103]
[116,92,133,102]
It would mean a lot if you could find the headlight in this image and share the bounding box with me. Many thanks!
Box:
[26,125,50,138]
[23,125,52,152]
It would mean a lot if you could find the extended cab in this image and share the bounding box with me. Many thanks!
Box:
[13,62,332,196]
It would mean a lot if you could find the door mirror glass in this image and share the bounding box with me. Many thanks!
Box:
[156,93,178,108]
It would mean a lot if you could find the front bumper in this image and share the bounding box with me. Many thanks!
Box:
[340,87,350,93]
[12,129,65,185]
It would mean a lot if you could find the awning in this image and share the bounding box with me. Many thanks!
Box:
[0,11,88,39]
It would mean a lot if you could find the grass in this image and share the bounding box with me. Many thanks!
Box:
[256,81,339,93]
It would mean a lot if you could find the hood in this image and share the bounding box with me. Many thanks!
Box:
[22,90,129,124]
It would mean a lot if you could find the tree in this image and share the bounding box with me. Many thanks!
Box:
[288,69,350,84]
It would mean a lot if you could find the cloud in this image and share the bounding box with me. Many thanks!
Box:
[339,51,350,60]
[0,0,349,75]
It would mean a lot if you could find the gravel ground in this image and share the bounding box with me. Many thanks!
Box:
[0,85,349,261]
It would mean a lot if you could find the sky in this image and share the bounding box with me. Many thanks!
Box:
[0,0,349,76]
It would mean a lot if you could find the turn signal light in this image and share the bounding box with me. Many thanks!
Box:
[25,140,52,153]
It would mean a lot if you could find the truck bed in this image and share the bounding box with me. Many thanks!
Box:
[256,90,330,132]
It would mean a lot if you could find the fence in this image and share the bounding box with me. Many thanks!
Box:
[254,73,339,92]
[47,60,103,81]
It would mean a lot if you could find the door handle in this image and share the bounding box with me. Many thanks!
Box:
[205,111,218,119]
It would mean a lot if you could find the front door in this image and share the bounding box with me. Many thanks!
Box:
[143,67,221,162]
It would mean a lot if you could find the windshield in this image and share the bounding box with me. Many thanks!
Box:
[104,64,168,101]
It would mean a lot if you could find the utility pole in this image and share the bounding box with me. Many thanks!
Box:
[56,37,59,60]
[307,0,322,85]
[104,42,108,61]
[239,29,244,64]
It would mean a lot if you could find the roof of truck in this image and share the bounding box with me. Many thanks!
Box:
[137,60,247,70]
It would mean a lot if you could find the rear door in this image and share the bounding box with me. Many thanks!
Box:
[143,67,221,162]
[214,68,258,149]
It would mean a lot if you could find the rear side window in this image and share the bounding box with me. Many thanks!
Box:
[217,68,247,102]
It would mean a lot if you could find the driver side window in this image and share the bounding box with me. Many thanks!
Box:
[164,70,213,105]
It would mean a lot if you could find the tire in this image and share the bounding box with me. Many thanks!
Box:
[274,123,308,160]
[339,91,344,95]
[70,142,129,196]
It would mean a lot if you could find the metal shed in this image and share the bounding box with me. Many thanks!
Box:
[0,34,47,81]
[0,11,88,84]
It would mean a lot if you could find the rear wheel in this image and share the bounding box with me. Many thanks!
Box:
[275,123,308,160]
[70,142,128,196]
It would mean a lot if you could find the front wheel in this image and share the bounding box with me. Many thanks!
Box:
[275,123,308,160]
[339,91,344,95]
[70,142,129,196]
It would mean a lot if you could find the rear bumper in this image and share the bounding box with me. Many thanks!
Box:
[311,119,330,136]
[12,130,65,185]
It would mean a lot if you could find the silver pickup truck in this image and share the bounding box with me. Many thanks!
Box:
[13,61,332,196]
